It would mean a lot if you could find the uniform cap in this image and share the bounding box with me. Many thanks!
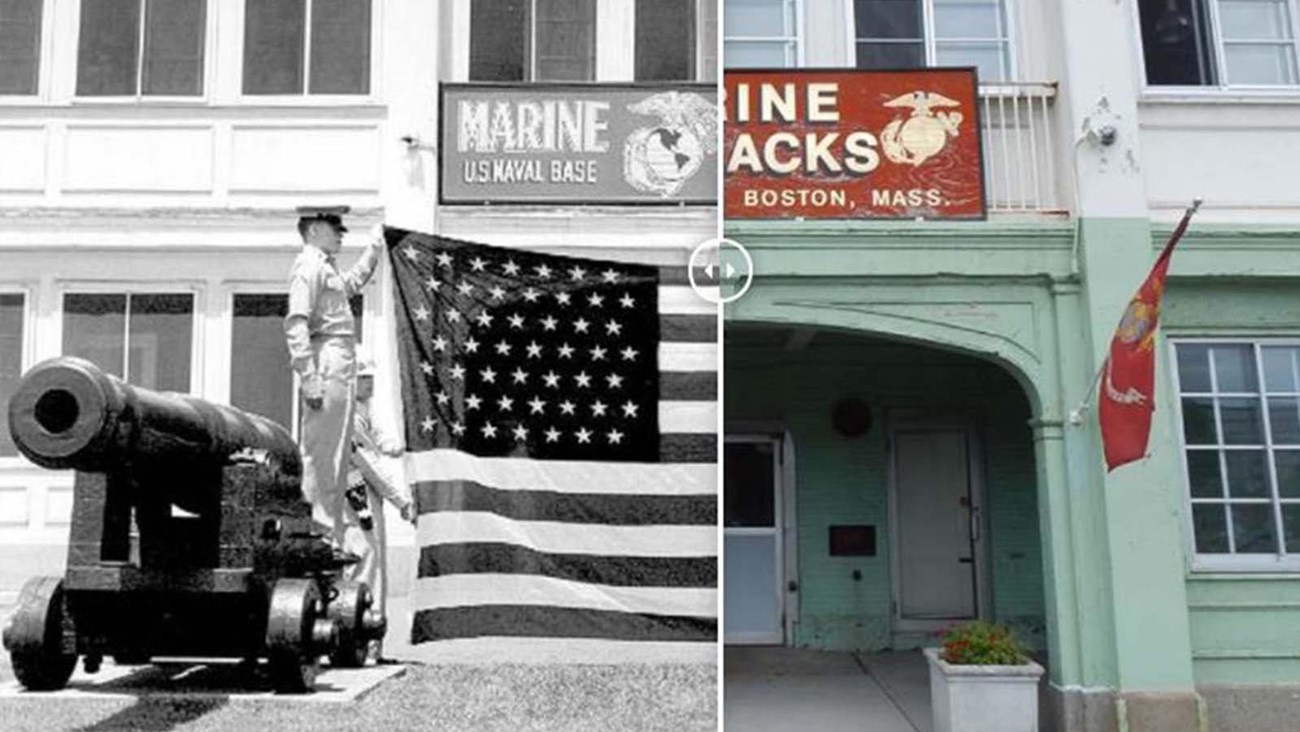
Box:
[296,205,350,234]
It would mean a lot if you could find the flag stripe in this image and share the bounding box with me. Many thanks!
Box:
[412,606,716,643]
[661,433,716,463]
[413,481,716,525]
[659,286,716,315]
[417,511,715,557]
[661,314,716,343]
[659,401,716,433]
[662,371,716,400]
[656,267,692,286]
[406,449,713,495]
[659,342,716,372]
[417,543,716,587]
[413,574,716,617]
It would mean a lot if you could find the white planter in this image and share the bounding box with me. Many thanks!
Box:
[924,647,1045,732]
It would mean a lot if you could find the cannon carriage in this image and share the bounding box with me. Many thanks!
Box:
[1,357,385,693]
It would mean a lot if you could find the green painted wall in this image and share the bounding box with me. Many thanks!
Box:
[725,332,1044,652]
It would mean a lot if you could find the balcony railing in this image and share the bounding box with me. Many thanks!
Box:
[979,82,1062,214]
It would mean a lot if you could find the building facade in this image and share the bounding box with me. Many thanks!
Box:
[0,0,718,653]
[722,1,1300,731]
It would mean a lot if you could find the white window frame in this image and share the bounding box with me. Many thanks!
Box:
[235,0,382,105]
[1135,0,1300,94]
[843,0,1017,81]
[70,0,216,104]
[55,284,205,397]
[0,286,35,467]
[1169,336,1300,573]
[723,0,804,68]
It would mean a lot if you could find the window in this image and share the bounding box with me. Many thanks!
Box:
[724,0,798,68]
[854,0,1011,82]
[0,0,42,95]
[76,0,206,96]
[1139,0,1299,86]
[231,294,294,431]
[636,0,717,81]
[243,0,371,95]
[470,0,596,81]
[62,293,193,392]
[1174,341,1300,568]
[0,293,25,456]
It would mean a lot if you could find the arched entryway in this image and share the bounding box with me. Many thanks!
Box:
[723,324,1049,654]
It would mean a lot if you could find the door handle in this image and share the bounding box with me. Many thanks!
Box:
[970,505,982,542]
[958,557,974,564]
[787,580,799,593]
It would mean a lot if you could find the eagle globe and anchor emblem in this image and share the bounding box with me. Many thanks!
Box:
[623,91,718,197]
[880,90,965,167]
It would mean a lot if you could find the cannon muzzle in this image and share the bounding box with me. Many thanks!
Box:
[7,356,300,476]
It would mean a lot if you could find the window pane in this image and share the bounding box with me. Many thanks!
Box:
[1275,450,1300,497]
[1231,503,1277,553]
[0,293,23,456]
[63,293,127,378]
[1269,397,1300,444]
[1224,42,1298,84]
[1138,0,1217,85]
[232,295,294,431]
[725,40,791,67]
[855,0,922,40]
[933,0,1004,38]
[536,0,596,81]
[470,0,528,81]
[0,0,42,95]
[1218,0,1292,40]
[1187,450,1224,498]
[935,42,1006,81]
[698,0,717,81]
[636,0,694,81]
[1193,503,1230,553]
[1182,397,1218,444]
[1220,398,1264,444]
[724,442,775,527]
[243,0,305,94]
[1261,346,1299,392]
[77,0,141,96]
[856,41,924,68]
[127,293,192,392]
[1212,344,1258,392]
[1177,343,1213,392]
[1225,449,1269,498]
[1282,504,1300,552]
[309,0,370,94]
[725,0,792,36]
[142,0,205,96]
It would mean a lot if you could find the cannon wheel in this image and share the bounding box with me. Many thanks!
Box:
[4,577,78,691]
[327,581,373,668]
[265,578,322,694]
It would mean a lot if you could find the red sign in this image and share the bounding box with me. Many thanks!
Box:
[725,68,985,220]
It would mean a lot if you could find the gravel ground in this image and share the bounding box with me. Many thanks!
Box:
[0,663,717,732]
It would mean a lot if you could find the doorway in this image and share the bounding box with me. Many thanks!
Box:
[888,425,986,635]
[724,435,784,644]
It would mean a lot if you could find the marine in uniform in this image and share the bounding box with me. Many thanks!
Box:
[284,206,384,545]
[341,348,415,639]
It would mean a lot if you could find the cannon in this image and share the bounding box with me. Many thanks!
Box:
[1,357,386,693]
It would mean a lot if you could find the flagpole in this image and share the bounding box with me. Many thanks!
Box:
[1067,198,1203,426]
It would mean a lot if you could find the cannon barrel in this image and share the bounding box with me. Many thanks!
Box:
[6,356,301,476]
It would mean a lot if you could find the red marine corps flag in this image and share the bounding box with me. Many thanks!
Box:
[1099,200,1201,471]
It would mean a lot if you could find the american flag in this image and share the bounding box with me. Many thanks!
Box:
[385,227,717,646]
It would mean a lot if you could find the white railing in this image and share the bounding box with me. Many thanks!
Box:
[979,82,1062,214]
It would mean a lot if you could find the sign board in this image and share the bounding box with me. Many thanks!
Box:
[724,68,985,220]
[439,83,718,205]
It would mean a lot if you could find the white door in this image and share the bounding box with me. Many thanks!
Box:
[724,437,783,644]
[891,428,979,629]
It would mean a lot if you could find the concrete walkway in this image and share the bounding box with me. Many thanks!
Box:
[724,647,933,732]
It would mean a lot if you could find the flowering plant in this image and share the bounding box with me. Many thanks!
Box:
[937,621,1027,665]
